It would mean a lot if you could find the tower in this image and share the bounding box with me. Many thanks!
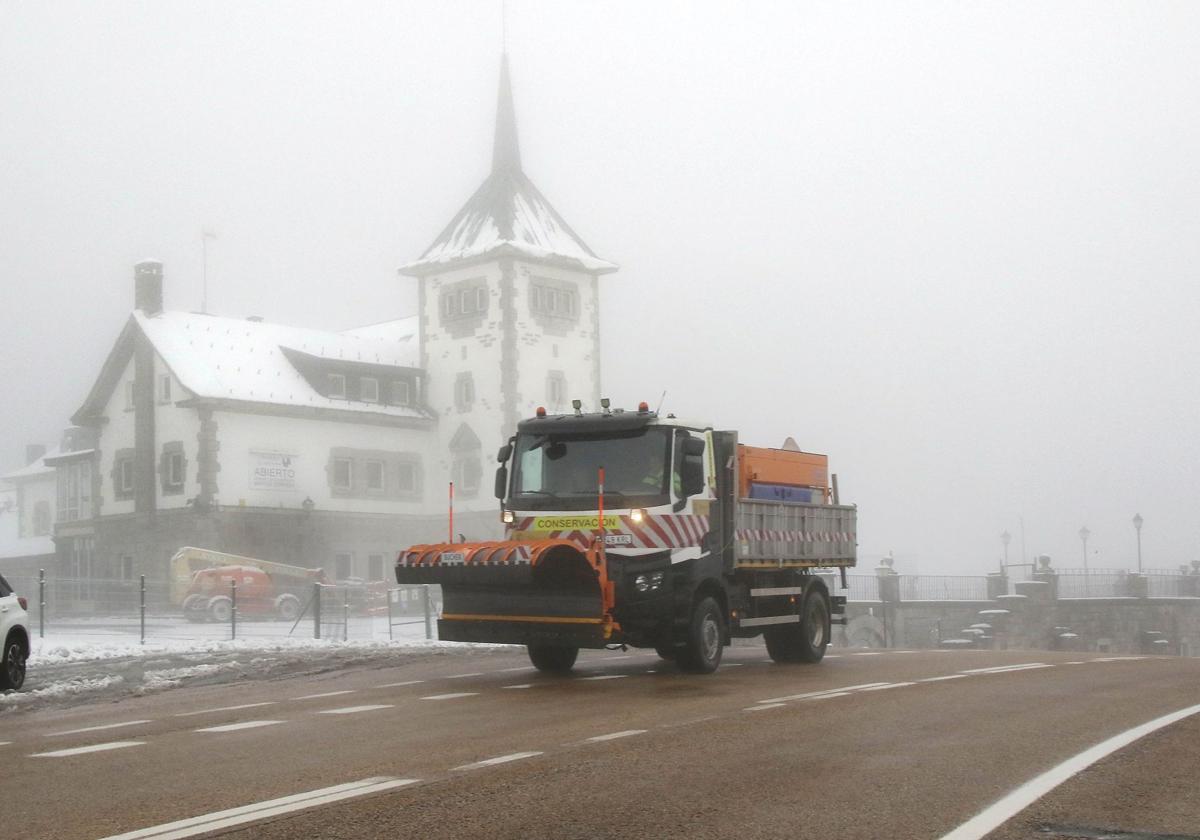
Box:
[400,55,617,526]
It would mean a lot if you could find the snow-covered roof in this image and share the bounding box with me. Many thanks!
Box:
[131,311,429,419]
[0,448,59,483]
[342,315,418,343]
[401,56,616,277]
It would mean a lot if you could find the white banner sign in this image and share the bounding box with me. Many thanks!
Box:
[250,450,298,491]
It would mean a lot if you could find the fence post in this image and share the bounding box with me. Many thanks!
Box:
[140,575,146,645]
[342,587,349,642]
[313,582,321,640]
[387,589,394,641]
[231,580,237,641]
[422,584,432,640]
[38,568,45,639]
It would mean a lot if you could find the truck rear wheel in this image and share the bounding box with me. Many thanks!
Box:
[527,644,578,673]
[677,596,724,674]
[275,593,301,621]
[765,588,830,664]
[208,596,233,623]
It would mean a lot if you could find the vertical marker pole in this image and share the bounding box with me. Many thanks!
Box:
[449,481,454,544]
[597,467,605,545]
[140,575,146,645]
[38,568,45,639]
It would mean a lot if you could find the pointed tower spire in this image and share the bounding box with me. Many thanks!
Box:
[492,54,522,173]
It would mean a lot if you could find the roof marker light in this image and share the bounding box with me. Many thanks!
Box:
[600,397,611,415]
[637,401,649,413]
[572,399,583,416]
[536,406,547,418]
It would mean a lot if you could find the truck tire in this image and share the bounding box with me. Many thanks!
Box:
[182,594,206,622]
[208,596,233,623]
[677,596,724,674]
[0,632,27,691]
[527,644,578,673]
[765,587,830,664]
[275,593,301,621]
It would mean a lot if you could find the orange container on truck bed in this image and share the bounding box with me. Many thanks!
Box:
[737,444,829,499]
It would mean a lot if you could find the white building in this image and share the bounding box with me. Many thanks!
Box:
[59,56,616,588]
[0,445,58,578]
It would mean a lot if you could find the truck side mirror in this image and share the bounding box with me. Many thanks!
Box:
[497,443,513,464]
[680,459,704,498]
[494,465,508,500]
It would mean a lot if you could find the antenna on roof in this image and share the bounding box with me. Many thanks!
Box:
[654,390,667,414]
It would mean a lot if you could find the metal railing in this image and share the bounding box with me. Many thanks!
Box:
[4,571,441,645]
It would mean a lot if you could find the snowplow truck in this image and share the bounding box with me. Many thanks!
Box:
[394,403,856,674]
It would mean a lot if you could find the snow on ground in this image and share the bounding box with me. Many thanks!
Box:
[2,617,507,714]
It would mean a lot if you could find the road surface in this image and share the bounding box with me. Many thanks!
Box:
[2,646,1197,839]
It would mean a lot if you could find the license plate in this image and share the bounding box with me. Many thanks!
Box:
[439,551,466,565]
[604,534,633,547]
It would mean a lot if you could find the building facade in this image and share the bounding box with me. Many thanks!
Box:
[53,56,616,592]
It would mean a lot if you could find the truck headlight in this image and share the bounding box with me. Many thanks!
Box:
[501,509,515,524]
[630,508,645,523]
[634,571,664,593]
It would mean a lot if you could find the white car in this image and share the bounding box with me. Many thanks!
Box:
[0,572,30,690]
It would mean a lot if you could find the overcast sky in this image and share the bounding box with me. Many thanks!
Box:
[2,1,1198,574]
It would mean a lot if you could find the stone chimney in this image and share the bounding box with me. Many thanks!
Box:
[135,260,164,314]
[25,443,46,465]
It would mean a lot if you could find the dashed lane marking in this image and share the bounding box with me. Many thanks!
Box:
[1093,656,1148,662]
[0,741,10,747]
[724,662,744,667]
[453,751,543,771]
[502,684,533,690]
[420,692,479,701]
[1063,661,1086,665]
[939,701,1200,840]
[858,682,916,692]
[585,730,647,742]
[580,674,627,681]
[498,666,532,672]
[603,655,632,660]
[760,682,892,704]
[47,720,153,737]
[920,674,969,683]
[376,680,425,688]
[807,691,850,701]
[31,741,144,758]
[195,720,285,733]
[174,702,276,718]
[446,672,484,679]
[962,663,1051,675]
[95,776,419,840]
[317,705,394,715]
[745,703,786,712]
[853,652,883,656]
[293,690,355,700]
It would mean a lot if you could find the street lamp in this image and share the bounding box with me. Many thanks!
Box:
[1132,513,1143,573]
[1078,526,1090,573]
[1000,530,1011,576]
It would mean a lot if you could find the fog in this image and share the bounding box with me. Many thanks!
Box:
[2,1,1197,574]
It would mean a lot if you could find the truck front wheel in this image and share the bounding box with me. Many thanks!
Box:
[677,596,724,674]
[527,644,578,673]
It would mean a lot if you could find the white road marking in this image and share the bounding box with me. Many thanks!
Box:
[858,682,916,692]
[806,691,850,700]
[502,684,533,690]
[47,719,153,737]
[962,663,1051,675]
[293,690,355,700]
[32,741,144,758]
[1094,656,1147,662]
[195,720,285,733]
[586,729,647,742]
[938,701,1200,840]
[376,680,425,688]
[920,674,968,683]
[760,682,891,704]
[420,692,478,701]
[317,705,393,715]
[174,702,276,718]
[1063,661,1086,666]
[96,776,419,840]
[604,655,632,660]
[498,666,532,672]
[644,669,658,674]
[822,655,842,660]
[580,674,627,681]
[446,672,484,679]
[724,662,744,667]
[454,751,543,771]
[853,652,882,656]
[745,703,786,712]
[0,741,11,746]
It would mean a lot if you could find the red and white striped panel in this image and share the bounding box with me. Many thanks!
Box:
[734,529,856,544]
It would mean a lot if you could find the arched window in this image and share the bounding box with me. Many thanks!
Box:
[449,423,483,498]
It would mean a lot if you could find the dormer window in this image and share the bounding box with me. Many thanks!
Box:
[360,377,379,403]
[391,380,410,406]
[327,373,346,399]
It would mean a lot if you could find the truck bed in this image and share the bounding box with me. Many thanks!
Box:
[732,498,856,568]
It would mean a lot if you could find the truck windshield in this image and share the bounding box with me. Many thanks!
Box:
[511,427,672,510]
